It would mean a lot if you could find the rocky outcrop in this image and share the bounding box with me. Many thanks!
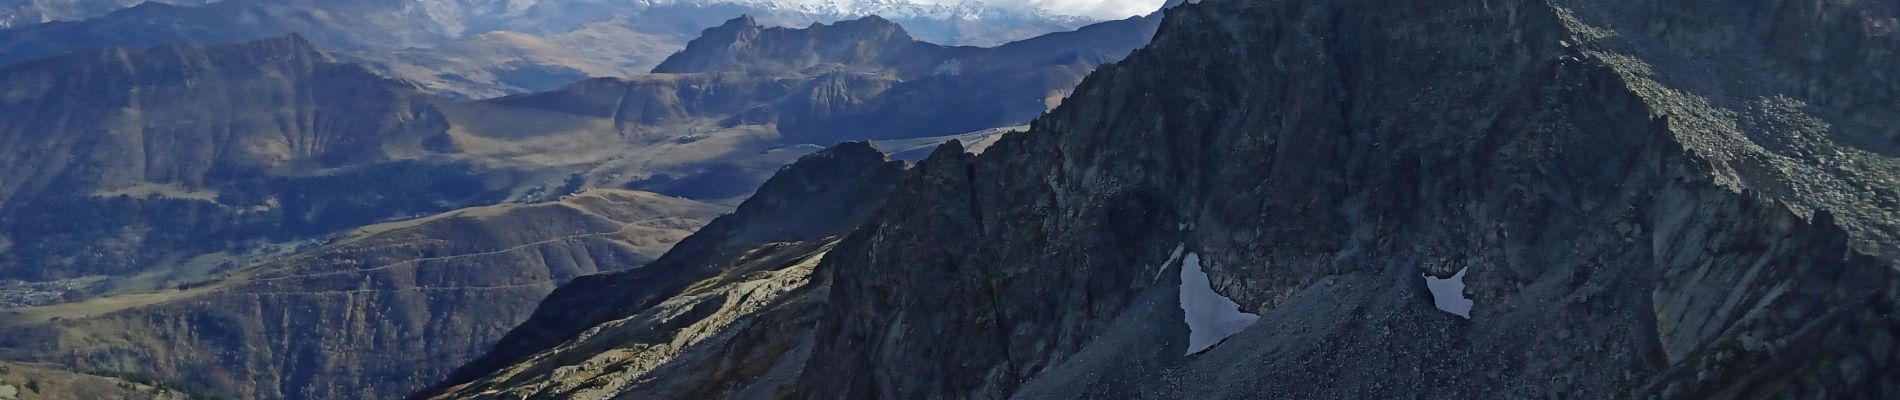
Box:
[0,190,724,400]
[421,142,909,399]
[440,0,1900,398]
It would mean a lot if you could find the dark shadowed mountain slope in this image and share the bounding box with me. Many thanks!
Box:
[0,361,191,400]
[435,0,1900,398]
[421,142,909,399]
[0,189,725,400]
[0,33,442,206]
[0,34,479,281]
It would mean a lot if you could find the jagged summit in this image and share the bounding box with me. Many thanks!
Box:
[724,13,761,29]
[652,14,924,74]
[813,14,911,40]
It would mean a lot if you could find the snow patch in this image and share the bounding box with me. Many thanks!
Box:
[1151,244,1185,282]
[1179,252,1258,355]
[1424,268,1473,318]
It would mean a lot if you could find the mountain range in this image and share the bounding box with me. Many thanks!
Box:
[420,0,1900,398]
[1,0,1895,398]
[0,0,1102,97]
[0,7,1161,399]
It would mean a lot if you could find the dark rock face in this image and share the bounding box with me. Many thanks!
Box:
[789,0,1900,398]
[422,142,910,398]
[425,0,1900,398]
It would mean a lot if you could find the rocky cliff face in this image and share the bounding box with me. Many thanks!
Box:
[422,142,909,399]
[441,0,1900,398]
[0,189,725,400]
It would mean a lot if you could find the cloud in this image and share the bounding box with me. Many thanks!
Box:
[880,0,1165,19]
[1021,0,1166,19]
[770,0,1169,20]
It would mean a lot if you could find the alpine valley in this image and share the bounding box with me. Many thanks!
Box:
[4,0,1900,399]
[0,1,1161,398]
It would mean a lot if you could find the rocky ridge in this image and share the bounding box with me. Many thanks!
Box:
[433,0,1900,398]
[424,142,910,399]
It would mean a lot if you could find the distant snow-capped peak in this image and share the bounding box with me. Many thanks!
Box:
[641,0,1098,22]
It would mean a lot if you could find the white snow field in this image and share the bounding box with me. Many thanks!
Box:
[1178,252,1260,355]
